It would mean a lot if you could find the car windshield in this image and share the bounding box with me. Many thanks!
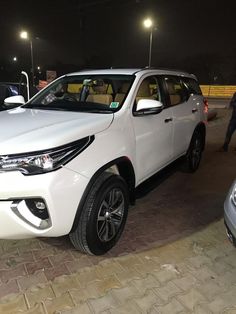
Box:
[23,74,134,113]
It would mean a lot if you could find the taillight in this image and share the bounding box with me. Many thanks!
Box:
[204,98,208,113]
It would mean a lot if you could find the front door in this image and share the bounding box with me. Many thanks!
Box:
[131,75,174,184]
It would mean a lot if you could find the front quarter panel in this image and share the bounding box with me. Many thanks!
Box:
[64,110,136,182]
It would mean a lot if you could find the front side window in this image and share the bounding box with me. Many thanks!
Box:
[23,75,134,113]
[164,76,185,106]
[136,76,162,102]
[132,76,163,113]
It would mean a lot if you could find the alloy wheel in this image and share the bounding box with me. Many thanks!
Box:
[97,188,125,242]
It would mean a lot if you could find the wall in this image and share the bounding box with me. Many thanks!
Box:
[200,85,236,98]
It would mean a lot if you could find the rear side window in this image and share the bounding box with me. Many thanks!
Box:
[183,77,202,95]
[163,76,185,106]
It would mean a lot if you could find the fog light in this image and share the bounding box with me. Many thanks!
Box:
[25,198,49,220]
[35,201,46,210]
[11,198,51,229]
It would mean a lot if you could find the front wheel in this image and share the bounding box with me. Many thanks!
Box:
[183,131,203,173]
[70,172,129,255]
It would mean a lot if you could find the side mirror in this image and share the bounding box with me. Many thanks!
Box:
[4,95,25,109]
[134,99,163,116]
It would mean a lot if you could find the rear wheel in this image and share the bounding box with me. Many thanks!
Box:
[70,172,129,255]
[183,131,203,173]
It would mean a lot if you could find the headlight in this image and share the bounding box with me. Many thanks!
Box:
[0,136,94,175]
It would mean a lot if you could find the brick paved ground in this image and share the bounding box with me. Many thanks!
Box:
[1,108,236,313]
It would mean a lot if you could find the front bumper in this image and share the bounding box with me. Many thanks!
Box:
[0,167,89,239]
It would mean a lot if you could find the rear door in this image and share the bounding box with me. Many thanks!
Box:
[162,76,197,158]
[182,76,204,123]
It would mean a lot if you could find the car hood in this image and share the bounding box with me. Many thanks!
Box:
[0,107,114,154]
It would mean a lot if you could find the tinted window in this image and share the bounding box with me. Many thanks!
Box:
[183,77,202,95]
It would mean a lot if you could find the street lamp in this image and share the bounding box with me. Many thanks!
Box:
[143,18,154,68]
[20,30,35,86]
[13,56,17,62]
[37,66,41,74]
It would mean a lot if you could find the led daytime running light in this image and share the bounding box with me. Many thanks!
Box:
[0,136,93,175]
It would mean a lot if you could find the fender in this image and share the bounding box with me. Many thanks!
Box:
[70,156,135,233]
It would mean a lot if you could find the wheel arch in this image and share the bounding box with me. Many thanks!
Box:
[70,157,136,233]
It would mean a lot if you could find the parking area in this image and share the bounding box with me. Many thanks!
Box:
[0,108,236,313]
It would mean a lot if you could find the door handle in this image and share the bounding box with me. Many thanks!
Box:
[192,108,198,113]
[164,117,173,123]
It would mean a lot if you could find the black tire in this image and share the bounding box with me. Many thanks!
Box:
[69,172,129,255]
[183,131,203,173]
[226,227,236,248]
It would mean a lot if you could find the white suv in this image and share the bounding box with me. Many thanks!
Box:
[0,68,207,255]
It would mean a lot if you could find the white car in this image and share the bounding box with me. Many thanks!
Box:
[0,68,207,255]
[224,180,236,246]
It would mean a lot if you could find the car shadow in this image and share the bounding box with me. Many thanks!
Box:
[135,159,182,199]
[107,145,230,257]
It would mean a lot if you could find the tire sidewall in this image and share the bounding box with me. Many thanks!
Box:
[187,131,202,172]
[85,175,129,255]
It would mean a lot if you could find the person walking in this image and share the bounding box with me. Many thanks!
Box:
[220,92,236,151]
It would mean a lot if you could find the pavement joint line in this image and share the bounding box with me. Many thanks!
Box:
[41,301,48,314]
[23,292,30,310]
[67,290,77,308]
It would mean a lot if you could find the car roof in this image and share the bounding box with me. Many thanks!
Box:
[66,68,197,80]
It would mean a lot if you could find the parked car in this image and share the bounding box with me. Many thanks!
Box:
[0,71,31,111]
[224,180,236,246]
[0,68,207,255]
[0,84,19,110]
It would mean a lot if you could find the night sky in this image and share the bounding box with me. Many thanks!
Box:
[0,0,236,83]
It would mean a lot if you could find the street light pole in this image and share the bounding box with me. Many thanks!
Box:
[30,39,35,86]
[148,28,153,68]
[143,18,154,68]
[20,31,35,86]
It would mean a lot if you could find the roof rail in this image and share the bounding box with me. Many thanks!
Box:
[141,66,189,73]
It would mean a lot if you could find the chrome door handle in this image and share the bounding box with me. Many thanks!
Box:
[192,108,198,113]
[164,117,173,123]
